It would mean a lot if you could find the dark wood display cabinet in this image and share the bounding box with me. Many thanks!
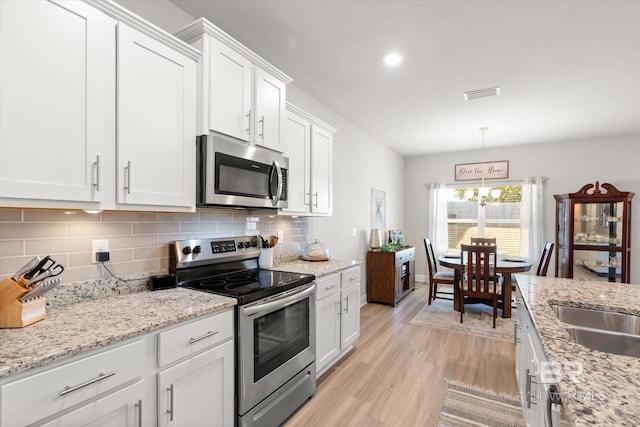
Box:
[555,182,634,283]
[366,246,416,306]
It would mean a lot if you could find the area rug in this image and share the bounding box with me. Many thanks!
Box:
[409,298,514,342]
[438,380,524,427]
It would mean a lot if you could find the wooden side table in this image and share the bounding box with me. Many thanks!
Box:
[366,246,415,306]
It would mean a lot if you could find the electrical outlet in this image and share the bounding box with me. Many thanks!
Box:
[277,230,284,241]
[91,239,109,264]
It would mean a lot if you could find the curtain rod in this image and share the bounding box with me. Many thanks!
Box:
[425,177,549,187]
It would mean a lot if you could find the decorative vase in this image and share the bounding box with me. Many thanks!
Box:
[370,229,382,249]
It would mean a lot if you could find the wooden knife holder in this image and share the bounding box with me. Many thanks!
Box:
[0,276,47,328]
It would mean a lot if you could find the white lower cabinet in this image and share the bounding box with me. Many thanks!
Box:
[40,381,145,427]
[315,266,361,378]
[515,287,551,427]
[0,311,234,427]
[158,341,234,427]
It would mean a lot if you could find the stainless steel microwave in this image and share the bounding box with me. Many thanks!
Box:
[197,132,288,209]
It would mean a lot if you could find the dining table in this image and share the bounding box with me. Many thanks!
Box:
[437,254,532,318]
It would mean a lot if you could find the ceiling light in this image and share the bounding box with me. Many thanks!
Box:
[463,86,501,101]
[383,52,403,67]
[465,127,501,208]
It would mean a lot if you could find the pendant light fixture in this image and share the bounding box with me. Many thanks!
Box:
[465,127,501,207]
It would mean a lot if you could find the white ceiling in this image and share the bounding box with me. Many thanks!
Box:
[170,0,640,157]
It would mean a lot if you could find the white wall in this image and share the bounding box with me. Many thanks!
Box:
[404,135,640,284]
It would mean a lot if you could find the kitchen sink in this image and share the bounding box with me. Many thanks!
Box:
[552,305,640,358]
[563,326,640,358]
[552,305,640,335]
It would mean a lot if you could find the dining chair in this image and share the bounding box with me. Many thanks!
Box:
[423,238,455,305]
[459,243,500,328]
[470,237,497,246]
[536,242,555,276]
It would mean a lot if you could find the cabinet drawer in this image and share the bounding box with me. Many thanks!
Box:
[341,267,361,289]
[1,339,144,427]
[158,310,233,367]
[395,248,415,266]
[315,273,340,300]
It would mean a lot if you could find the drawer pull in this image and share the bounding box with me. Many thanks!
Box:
[349,276,358,281]
[167,384,174,421]
[135,399,142,427]
[59,371,116,396]
[325,284,338,290]
[189,330,219,344]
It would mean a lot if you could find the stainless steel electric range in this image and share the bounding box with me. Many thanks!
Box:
[169,236,316,427]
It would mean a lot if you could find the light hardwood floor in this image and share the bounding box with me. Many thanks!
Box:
[285,283,518,427]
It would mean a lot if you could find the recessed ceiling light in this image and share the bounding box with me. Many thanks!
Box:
[383,52,403,67]
[464,86,501,101]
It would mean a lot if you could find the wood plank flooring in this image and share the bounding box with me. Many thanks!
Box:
[285,283,518,427]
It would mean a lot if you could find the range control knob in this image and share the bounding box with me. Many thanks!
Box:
[237,242,246,249]
[182,246,192,255]
[192,245,202,254]
[250,240,258,247]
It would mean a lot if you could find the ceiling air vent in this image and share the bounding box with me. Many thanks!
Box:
[463,86,501,101]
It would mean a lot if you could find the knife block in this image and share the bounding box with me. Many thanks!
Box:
[0,276,46,328]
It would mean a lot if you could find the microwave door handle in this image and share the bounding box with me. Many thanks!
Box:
[270,160,283,206]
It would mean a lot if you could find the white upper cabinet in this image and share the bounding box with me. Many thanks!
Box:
[0,0,199,212]
[282,103,335,216]
[310,125,333,215]
[117,23,196,209]
[254,68,287,152]
[175,19,292,152]
[208,38,252,141]
[0,0,115,208]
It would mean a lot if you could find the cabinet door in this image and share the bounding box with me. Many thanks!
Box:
[40,381,145,427]
[254,68,286,152]
[282,110,311,213]
[208,37,252,141]
[0,0,114,205]
[316,292,341,375]
[117,23,196,209]
[310,125,333,214]
[158,340,234,427]
[340,284,360,350]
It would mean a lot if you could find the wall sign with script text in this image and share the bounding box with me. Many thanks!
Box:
[454,160,509,181]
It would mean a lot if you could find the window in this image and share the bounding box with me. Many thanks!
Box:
[446,185,523,255]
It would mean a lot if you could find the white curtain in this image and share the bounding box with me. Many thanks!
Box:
[520,177,545,263]
[427,182,448,255]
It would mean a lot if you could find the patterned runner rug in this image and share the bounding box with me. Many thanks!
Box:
[438,380,525,427]
[410,298,514,342]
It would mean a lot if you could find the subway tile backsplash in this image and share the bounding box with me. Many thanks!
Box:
[0,208,309,284]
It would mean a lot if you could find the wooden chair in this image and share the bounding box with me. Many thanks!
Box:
[536,242,555,276]
[459,244,500,328]
[423,238,455,305]
[470,237,497,246]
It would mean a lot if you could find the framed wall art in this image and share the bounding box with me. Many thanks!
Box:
[371,188,386,230]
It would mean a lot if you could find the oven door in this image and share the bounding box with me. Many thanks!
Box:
[237,283,316,415]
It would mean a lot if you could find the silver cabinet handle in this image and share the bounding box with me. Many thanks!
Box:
[135,399,142,427]
[525,368,538,408]
[124,161,131,194]
[93,155,100,191]
[167,384,174,421]
[349,276,358,281]
[245,110,252,134]
[59,371,116,396]
[325,284,338,290]
[514,323,521,344]
[259,115,265,138]
[335,300,341,316]
[304,192,311,206]
[344,297,349,314]
[188,330,219,344]
[313,192,319,208]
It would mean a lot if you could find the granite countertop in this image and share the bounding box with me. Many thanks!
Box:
[273,259,362,277]
[515,274,640,426]
[0,288,236,380]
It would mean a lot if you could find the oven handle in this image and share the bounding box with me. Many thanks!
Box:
[242,283,315,317]
[269,159,283,207]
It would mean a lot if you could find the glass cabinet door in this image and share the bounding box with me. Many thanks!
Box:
[573,202,623,248]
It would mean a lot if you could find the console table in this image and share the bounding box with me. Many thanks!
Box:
[366,246,415,306]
